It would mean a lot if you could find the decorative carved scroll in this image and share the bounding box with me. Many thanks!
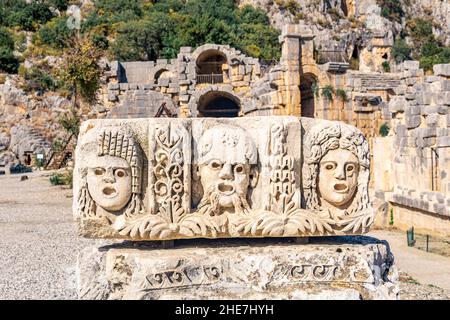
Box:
[139,265,223,291]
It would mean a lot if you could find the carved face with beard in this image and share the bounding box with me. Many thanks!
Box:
[196,126,258,216]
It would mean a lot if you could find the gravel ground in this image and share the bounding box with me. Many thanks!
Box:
[399,273,450,300]
[0,171,448,300]
[0,171,107,300]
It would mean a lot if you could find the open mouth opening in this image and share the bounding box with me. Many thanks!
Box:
[218,183,234,195]
[333,183,348,193]
[103,187,117,197]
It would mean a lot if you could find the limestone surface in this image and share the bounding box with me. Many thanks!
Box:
[73,116,374,240]
[77,238,399,300]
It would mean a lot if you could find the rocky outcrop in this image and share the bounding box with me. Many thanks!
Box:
[0,75,74,163]
[238,0,450,64]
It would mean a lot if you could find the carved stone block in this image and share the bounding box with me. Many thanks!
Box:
[74,117,374,240]
[77,239,399,300]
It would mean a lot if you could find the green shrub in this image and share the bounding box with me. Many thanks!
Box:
[316,18,331,28]
[49,170,73,187]
[46,0,69,12]
[419,48,450,72]
[285,0,301,16]
[327,8,342,21]
[110,18,167,61]
[36,17,73,50]
[0,0,55,31]
[379,123,390,137]
[408,18,433,42]
[392,38,412,63]
[94,0,144,23]
[22,66,58,92]
[49,173,66,185]
[311,82,319,98]
[382,61,391,72]
[13,32,27,53]
[336,89,349,102]
[51,138,65,153]
[321,85,335,101]
[378,0,404,23]
[58,108,80,137]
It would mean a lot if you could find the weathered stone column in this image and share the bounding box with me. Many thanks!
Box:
[280,25,301,116]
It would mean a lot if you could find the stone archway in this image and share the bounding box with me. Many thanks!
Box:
[149,67,174,84]
[300,73,318,118]
[197,91,240,117]
[195,50,227,84]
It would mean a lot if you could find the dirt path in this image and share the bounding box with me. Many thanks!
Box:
[368,229,450,291]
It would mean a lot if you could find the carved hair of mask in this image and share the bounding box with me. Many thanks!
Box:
[303,122,370,215]
[195,125,258,216]
[77,129,144,219]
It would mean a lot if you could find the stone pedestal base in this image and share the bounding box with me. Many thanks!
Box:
[77,238,399,300]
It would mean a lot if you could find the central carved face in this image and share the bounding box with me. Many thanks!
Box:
[318,149,359,207]
[87,155,132,212]
[199,157,251,209]
[197,126,257,215]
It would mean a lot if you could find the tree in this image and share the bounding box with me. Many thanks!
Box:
[109,0,281,62]
[0,0,54,31]
[45,0,69,12]
[0,28,19,73]
[59,37,102,105]
[110,19,167,61]
[36,17,74,50]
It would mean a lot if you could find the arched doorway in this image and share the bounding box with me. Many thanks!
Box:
[300,73,317,118]
[196,50,226,84]
[198,91,240,117]
[154,69,173,84]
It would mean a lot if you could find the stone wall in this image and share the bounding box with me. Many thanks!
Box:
[104,44,268,118]
[99,28,450,240]
[373,63,450,237]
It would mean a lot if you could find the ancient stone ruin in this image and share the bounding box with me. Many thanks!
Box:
[98,25,450,240]
[74,117,399,299]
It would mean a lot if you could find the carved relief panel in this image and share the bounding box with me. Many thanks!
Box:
[73,117,373,240]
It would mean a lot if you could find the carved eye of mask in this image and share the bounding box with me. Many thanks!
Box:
[94,168,105,175]
[234,164,244,174]
[209,160,222,170]
[115,168,127,178]
[323,162,336,171]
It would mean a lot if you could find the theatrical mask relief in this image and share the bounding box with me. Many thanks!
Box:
[73,117,374,240]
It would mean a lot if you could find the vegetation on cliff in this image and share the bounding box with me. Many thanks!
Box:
[1,0,280,65]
